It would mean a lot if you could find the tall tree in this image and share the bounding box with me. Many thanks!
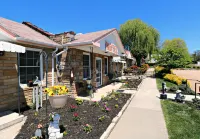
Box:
[156,38,191,68]
[119,19,160,65]
[192,50,200,63]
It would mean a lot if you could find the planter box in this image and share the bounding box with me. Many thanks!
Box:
[49,95,67,108]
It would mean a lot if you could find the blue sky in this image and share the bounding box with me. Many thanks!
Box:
[1,0,200,53]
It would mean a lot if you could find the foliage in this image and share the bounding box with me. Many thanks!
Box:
[75,98,83,105]
[169,86,178,92]
[131,47,148,66]
[161,100,200,139]
[130,65,138,69]
[155,38,191,68]
[69,104,77,112]
[49,112,56,122]
[45,85,68,96]
[92,101,99,107]
[119,19,160,59]
[73,113,80,121]
[163,74,190,86]
[107,73,114,80]
[155,66,171,78]
[98,116,105,122]
[115,104,119,108]
[139,64,149,73]
[102,103,111,112]
[83,124,92,134]
[178,84,194,95]
[192,50,200,63]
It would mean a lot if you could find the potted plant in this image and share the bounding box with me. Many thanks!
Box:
[45,85,68,108]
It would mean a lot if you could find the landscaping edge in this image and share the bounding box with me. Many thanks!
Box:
[99,93,136,139]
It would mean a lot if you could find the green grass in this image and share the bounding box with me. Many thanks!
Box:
[156,78,177,90]
[161,100,200,139]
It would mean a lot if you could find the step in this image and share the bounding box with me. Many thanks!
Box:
[0,111,25,131]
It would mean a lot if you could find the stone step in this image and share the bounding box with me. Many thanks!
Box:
[0,111,25,131]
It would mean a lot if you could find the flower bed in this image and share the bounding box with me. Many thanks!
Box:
[121,79,143,89]
[15,92,131,139]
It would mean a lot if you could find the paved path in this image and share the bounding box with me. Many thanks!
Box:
[108,72,168,139]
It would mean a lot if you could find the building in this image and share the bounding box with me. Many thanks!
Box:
[0,17,125,112]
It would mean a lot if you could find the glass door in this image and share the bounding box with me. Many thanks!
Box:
[96,58,102,87]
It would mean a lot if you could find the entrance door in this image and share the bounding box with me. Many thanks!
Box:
[96,58,102,87]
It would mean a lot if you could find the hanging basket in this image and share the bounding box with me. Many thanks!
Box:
[49,95,67,108]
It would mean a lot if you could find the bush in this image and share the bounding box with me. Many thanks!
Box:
[163,74,190,86]
[178,84,195,95]
[155,66,171,78]
[170,86,178,92]
[130,65,138,70]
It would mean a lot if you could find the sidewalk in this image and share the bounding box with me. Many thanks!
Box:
[108,73,168,139]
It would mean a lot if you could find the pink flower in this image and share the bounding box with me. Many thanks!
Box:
[73,113,79,117]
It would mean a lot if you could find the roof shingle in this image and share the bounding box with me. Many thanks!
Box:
[0,17,59,46]
[67,28,116,44]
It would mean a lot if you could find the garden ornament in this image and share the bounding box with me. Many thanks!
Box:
[175,90,185,103]
[160,82,167,99]
[48,113,63,139]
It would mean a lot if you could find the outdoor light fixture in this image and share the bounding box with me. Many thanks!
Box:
[0,51,4,56]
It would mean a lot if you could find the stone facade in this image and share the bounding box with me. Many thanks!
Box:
[0,44,56,111]
[59,48,112,96]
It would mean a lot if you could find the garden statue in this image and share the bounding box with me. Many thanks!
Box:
[160,82,167,99]
[175,90,185,103]
[48,113,63,139]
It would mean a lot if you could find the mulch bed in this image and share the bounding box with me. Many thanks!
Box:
[121,79,143,89]
[15,93,131,139]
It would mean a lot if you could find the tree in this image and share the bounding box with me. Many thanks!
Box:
[192,50,200,63]
[156,38,191,68]
[119,19,160,64]
[131,47,147,66]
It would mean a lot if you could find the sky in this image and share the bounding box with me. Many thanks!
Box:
[0,0,200,53]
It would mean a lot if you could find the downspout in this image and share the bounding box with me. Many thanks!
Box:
[52,48,58,86]
[51,47,68,86]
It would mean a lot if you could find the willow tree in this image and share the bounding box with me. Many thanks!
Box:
[119,19,160,65]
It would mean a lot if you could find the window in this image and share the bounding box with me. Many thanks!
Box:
[19,50,41,84]
[104,57,108,75]
[83,53,90,79]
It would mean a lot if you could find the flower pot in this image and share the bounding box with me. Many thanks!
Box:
[49,95,67,108]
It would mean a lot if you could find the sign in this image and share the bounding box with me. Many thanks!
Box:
[105,41,118,55]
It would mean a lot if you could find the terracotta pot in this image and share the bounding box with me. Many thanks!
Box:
[49,95,67,108]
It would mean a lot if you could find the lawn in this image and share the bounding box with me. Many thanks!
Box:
[156,78,177,90]
[161,100,200,139]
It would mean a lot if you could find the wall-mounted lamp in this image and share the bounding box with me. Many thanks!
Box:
[0,51,4,56]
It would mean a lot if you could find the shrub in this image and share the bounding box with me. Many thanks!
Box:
[130,65,138,70]
[98,116,105,122]
[75,98,83,105]
[178,84,195,95]
[155,66,171,78]
[170,86,178,92]
[163,74,190,86]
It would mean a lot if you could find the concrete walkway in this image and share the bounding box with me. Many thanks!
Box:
[108,75,168,139]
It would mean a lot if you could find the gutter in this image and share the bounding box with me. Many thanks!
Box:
[16,37,62,49]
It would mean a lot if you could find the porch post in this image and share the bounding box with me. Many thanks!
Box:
[17,53,21,115]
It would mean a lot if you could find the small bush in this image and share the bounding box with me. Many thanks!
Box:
[155,66,171,78]
[178,84,195,95]
[163,74,190,86]
[170,86,178,92]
